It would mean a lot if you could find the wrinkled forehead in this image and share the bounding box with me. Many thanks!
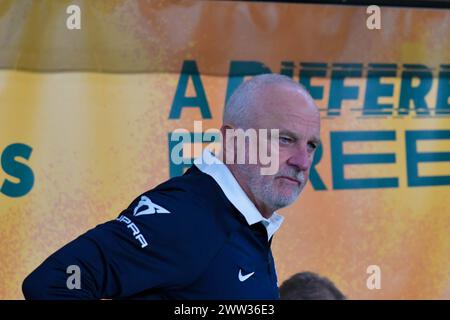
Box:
[250,84,321,133]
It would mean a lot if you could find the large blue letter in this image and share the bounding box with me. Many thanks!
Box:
[328,64,362,116]
[331,131,398,189]
[436,65,450,116]
[299,63,327,101]
[309,144,327,190]
[399,64,432,116]
[1,143,34,197]
[225,61,272,105]
[406,130,450,187]
[169,60,211,119]
[363,64,396,116]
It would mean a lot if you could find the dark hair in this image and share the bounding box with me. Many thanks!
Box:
[279,271,346,300]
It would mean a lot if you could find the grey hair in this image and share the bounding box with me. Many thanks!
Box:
[223,73,308,128]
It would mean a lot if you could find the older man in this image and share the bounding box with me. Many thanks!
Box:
[22,74,321,299]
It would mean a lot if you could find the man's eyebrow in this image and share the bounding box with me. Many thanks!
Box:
[279,129,322,144]
[279,130,298,138]
[279,130,322,145]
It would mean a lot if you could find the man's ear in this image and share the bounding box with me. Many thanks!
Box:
[220,124,235,147]
[220,124,235,164]
[220,124,232,138]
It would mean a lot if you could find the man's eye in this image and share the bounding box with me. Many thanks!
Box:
[280,136,293,144]
[308,142,318,151]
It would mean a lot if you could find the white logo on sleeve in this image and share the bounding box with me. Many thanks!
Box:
[133,196,171,216]
[238,269,255,282]
[116,215,148,248]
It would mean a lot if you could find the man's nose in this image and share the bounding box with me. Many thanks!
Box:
[286,148,310,171]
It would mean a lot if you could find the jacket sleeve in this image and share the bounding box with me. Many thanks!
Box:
[22,189,223,299]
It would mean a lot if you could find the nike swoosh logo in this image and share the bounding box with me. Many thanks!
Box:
[238,269,255,282]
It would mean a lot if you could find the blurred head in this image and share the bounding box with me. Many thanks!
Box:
[221,74,320,217]
[279,272,346,300]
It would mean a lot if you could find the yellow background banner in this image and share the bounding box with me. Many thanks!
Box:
[0,0,449,299]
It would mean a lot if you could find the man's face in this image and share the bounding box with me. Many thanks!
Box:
[233,84,321,212]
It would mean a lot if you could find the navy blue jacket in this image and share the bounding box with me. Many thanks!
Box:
[22,165,280,299]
